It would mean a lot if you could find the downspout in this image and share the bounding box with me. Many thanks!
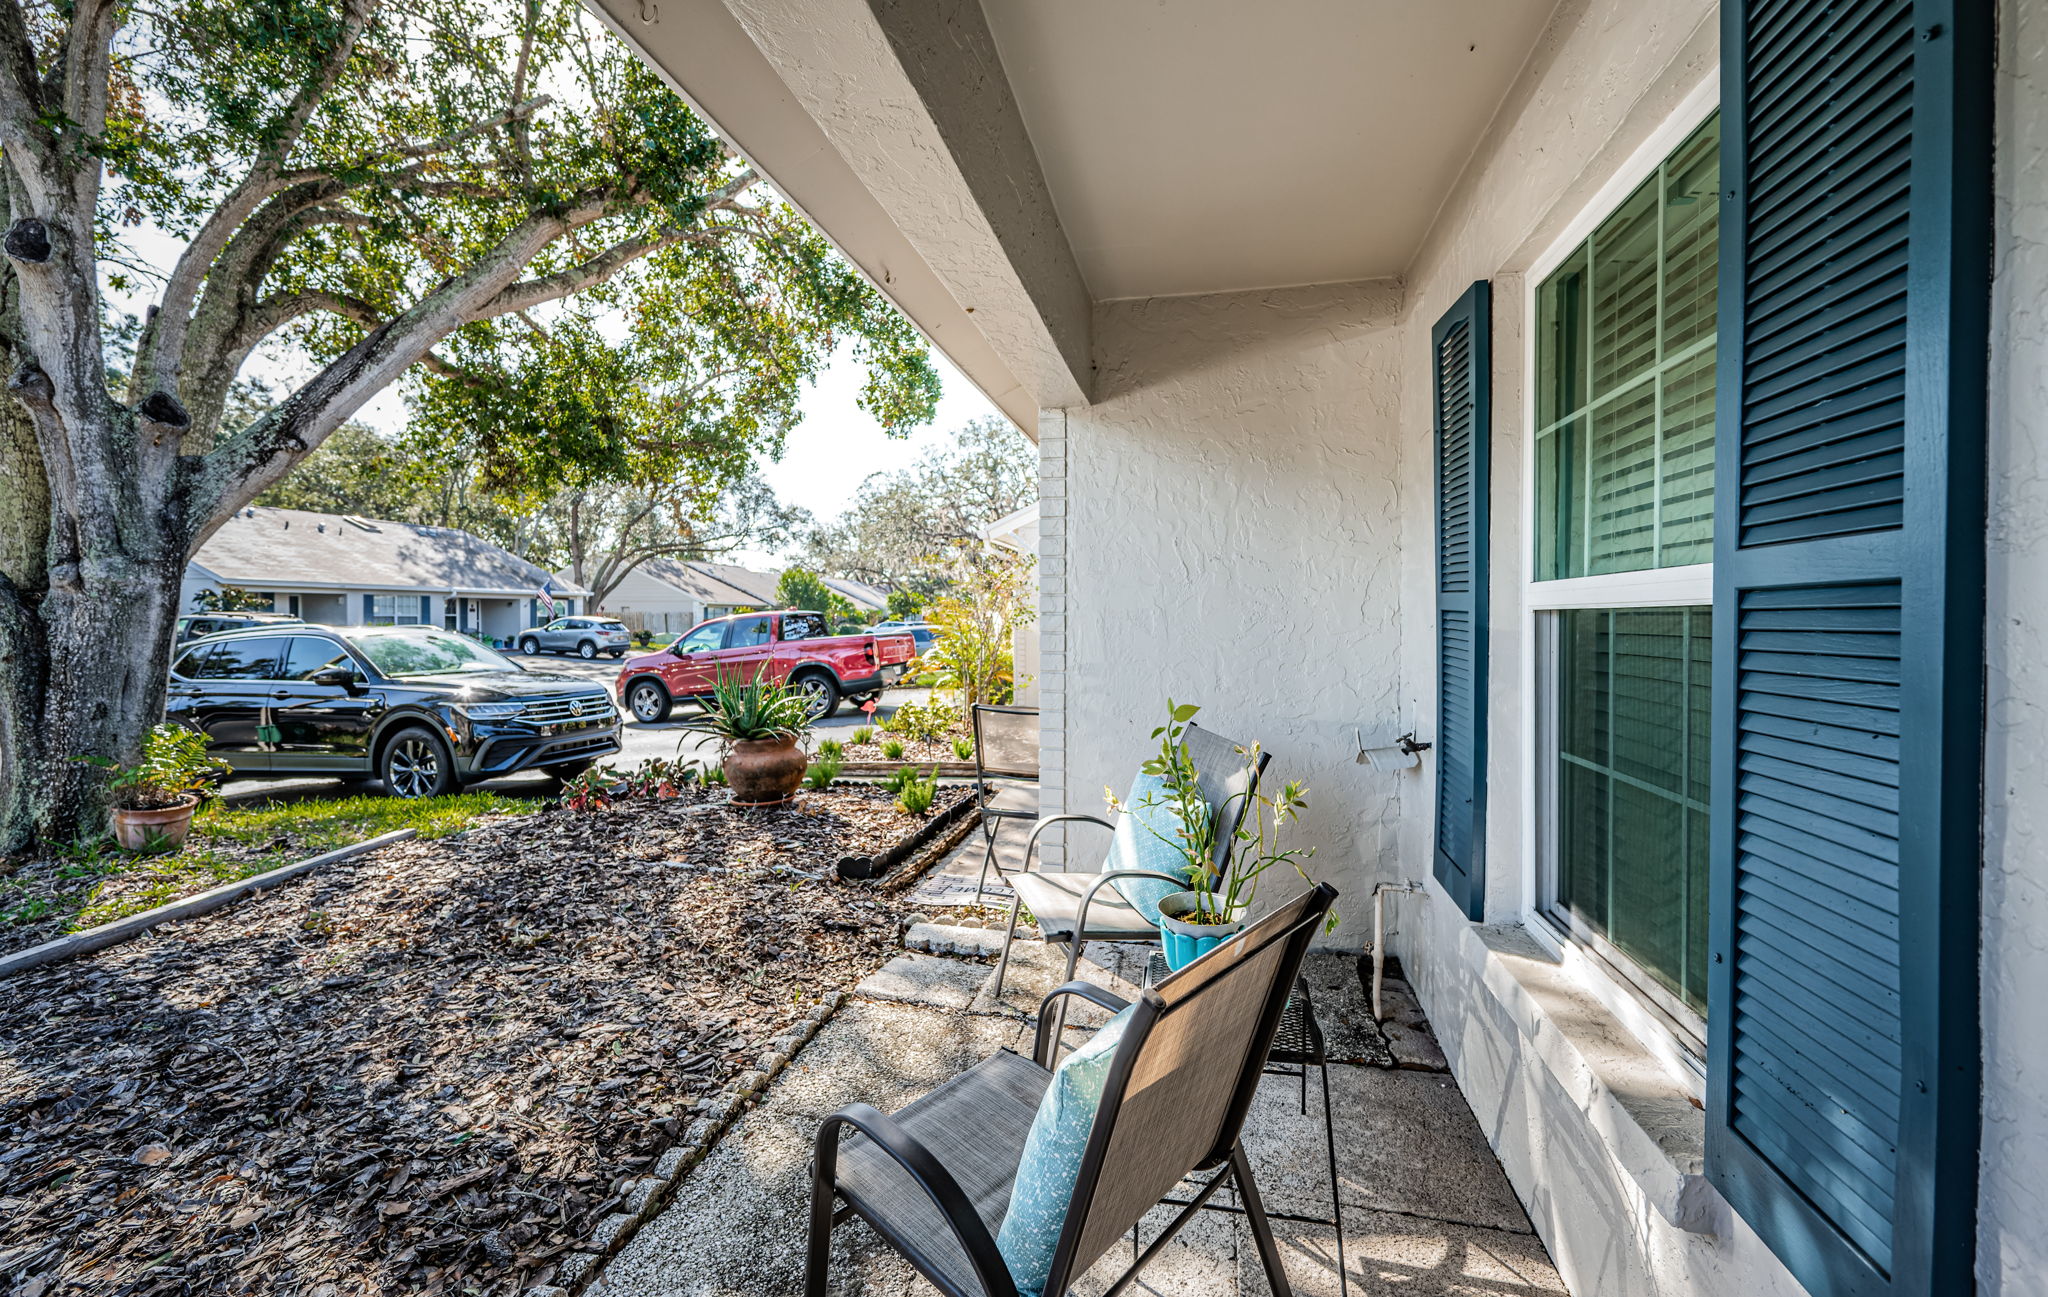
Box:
[1370,880,1425,1023]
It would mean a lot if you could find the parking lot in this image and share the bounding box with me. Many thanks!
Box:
[217,649,923,804]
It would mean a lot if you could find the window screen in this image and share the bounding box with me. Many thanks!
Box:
[1553,607,1712,1015]
[1536,114,1720,580]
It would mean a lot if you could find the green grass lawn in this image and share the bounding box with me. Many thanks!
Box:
[1,792,530,940]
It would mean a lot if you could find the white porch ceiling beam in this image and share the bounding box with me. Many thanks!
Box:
[584,0,1092,434]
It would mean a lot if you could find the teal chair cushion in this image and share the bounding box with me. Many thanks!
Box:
[995,1005,1136,1295]
[1107,772,1198,924]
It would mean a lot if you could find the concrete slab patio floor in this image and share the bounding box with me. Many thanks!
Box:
[590,936,1566,1297]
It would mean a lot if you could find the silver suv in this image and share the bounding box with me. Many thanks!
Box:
[515,616,634,660]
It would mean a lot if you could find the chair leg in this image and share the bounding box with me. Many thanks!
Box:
[804,1163,836,1297]
[990,892,1025,996]
[972,821,998,906]
[1232,1143,1294,1297]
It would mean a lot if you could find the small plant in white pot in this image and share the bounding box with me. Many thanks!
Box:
[1114,701,1324,969]
[83,724,230,852]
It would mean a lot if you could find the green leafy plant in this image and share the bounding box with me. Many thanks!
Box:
[1110,700,1329,931]
[624,757,687,799]
[880,765,913,794]
[632,629,655,647]
[896,766,939,815]
[76,725,230,812]
[923,550,1036,708]
[851,726,875,746]
[880,738,906,760]
[805,753,844,790]
[689,667,815,744]
[699,762,729,787]
[816,738,845,759]
[880,699,962,743]
[559,766,624,813]
[953,736,975,761]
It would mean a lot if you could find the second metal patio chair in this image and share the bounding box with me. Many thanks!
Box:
[988,721,1269,997]
[969,703,1040,905]
[806,882,1338,1297]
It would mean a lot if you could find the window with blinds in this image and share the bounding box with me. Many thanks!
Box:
[1536,114,1720,581]
[1555,607,1712,1016]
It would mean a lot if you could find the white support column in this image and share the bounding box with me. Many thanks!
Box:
[1037,408,1069,870]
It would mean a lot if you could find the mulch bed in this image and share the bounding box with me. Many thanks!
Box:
[834,735,965,765]
[0,785,968,1297]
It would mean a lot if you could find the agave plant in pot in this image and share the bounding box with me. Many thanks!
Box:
[82,723,231,851]
[1117,702,1321,970]
[688,668,815,807]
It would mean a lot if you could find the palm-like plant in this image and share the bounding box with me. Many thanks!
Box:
[687,668,816,744]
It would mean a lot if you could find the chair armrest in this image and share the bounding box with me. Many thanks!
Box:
[815,1103,1019,1297]
[1034,981,1133,1067]
[1022,813,1117,873]
[1071,868,1189,944]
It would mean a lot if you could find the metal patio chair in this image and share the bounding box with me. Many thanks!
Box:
[806,883,1338,1297]
[988,722,1269,998]
[969,704,1040,905]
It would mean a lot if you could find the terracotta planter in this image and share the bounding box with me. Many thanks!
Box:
[1156,890,1248,970]
[112,794,201,852]
[724,737,806,806]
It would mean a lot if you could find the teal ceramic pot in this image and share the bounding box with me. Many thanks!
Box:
[1156,890,1247,970]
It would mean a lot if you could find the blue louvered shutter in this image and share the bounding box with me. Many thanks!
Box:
[362,593,374,624]
[1432,282,1490,920]
[1708,2,1989,1293]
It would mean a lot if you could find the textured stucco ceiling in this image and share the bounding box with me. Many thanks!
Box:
[981,0,1559,301]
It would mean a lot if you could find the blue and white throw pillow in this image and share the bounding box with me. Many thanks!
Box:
[1108,772,1199,924]
[996,1005,1136,1295]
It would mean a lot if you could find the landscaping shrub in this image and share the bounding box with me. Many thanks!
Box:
[879,699,961,742]
[816,738,844,759]
[953,736,975,761]
[804,754,844,790]
[880,738,906,760]
[896,766,939,816]
[851,726,874,746]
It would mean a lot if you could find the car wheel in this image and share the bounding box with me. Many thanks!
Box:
[609,649,626,659]
[379,725,460,799]
[791,672,840,721]
[519,636,540,655]
[627,678,674,723]
[577,640,598,659]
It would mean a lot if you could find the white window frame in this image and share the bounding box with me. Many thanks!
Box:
[1517,74,1720,1092]
[371,594,422,626]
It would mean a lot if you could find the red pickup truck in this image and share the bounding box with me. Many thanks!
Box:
[615,610,918,723]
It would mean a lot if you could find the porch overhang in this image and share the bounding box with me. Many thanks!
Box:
[583,0,1559,427]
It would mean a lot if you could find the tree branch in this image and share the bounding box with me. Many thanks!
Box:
[0,0,61,209]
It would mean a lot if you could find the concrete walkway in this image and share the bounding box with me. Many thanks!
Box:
[590,930,1566,1297]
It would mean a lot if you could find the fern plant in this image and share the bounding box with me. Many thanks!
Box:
[952,736,975,761]
[880,738,906,760]
[851,726,875,746]
[805,753,844,790]
[896,766,939,815]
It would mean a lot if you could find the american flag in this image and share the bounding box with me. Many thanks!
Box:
[538,578,556,615]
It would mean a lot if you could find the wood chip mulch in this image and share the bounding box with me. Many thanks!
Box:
[0,785,968,1297]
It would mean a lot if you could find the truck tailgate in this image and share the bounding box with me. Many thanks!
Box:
[872,633,917,665]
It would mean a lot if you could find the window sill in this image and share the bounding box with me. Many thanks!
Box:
[1455,919,1730,1236]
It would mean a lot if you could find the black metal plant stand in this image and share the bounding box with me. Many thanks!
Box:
[1143,951,1348,1295]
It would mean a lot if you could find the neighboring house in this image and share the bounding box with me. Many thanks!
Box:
[595,558,768,635]
[183,507,589,642]
[593,559,891,634]
[821,576,890,615]
[982,502,1039,706]
[597,5,2039,1297]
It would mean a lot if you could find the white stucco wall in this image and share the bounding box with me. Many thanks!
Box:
[1981,0,2048,1285]
[1054,281,1408,938]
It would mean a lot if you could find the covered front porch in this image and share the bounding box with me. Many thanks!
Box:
[586,911,1561,1297]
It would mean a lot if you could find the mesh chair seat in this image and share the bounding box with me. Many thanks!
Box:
[1011,871,1164,941]
[836,1049,1050,1297]
[980,781,1038,819]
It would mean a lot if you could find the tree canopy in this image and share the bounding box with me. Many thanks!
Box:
[0,0,938,849]
[800,416,1034,595]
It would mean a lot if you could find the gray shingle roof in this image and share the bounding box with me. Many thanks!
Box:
[189,507,590,597]
[823,576,891,611]
[625,557,768,605]
[681,560,781,605]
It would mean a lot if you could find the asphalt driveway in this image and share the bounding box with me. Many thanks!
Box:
[216,650,926,805]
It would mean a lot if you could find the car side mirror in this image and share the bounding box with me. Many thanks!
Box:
[310,666,360,693]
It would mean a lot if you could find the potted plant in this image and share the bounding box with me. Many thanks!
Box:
[688,667,814,806]
[85,723,230,851]
[1118,701,1324,969]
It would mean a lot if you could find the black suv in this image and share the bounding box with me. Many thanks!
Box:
[166,624,621,797]
[174,610,302,644]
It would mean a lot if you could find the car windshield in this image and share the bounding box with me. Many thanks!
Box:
[353,628,518,677]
